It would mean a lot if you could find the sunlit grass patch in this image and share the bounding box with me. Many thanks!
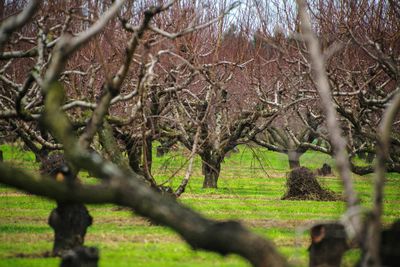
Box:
[0,143,399,266]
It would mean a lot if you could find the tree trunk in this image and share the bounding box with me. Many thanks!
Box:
[202,156,222,188]
[143,136,153,175]
[123,136,153,177]
[126,141,143,175]
[288,150,301,169]
[49,203,93,256]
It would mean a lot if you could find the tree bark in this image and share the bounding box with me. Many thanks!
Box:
[143,135,153,176]
[49,203,93,256]
[202,155,222,188]
[123,138,144,175]
[288,150,301,169]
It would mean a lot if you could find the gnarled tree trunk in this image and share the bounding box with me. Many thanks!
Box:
[49,203,93,256]
[201,154,222,188]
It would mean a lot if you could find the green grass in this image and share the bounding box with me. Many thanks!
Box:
[0,143,399,266]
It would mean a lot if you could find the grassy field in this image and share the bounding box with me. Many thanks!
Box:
[0,144,399,267]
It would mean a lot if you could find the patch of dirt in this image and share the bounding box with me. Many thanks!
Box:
[0,216,47,224]
[274,237,308,247]
[180,194,277,201]
[93,216,150,227]
[111,206,132,211]
[0,233,53,250]
[242,218,320,229]
[282,167,337,201]
[9,251,52,258]
[86,233,181,245]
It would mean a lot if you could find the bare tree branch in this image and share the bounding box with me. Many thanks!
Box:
[0,0,40,48]
[42,0,126,89]
[296,0,362,241]
[362,91,400,266]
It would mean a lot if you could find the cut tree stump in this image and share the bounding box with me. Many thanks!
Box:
[60,246,99,267]
[317,163,332,176]
[379,219,400,267]
[40,153,93,256]
[309,219,400,267]
[309,223,348,267]
[49,203,93,256]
